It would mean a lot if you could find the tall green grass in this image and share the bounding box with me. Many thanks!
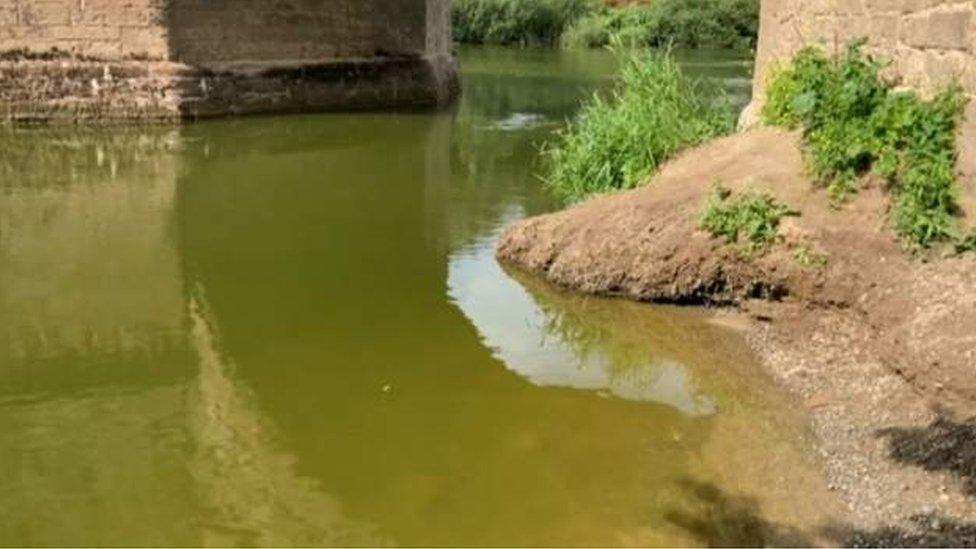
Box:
[543,49,735,200]
[763,42,968,248]
[452,0,598,47]
[561,0,759,50]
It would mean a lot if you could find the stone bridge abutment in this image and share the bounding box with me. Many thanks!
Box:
[0,0,458,122]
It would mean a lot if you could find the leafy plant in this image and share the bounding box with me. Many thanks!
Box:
[543,48,735,200]
[699,185,797,250]
[763,41,968,248]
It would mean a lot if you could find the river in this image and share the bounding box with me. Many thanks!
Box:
[0,47,837,546]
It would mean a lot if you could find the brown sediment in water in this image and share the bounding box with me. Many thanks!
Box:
[496,127,976,544]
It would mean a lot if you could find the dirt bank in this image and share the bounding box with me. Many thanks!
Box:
[496,127,976,544]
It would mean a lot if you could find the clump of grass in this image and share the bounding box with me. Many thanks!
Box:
[762,41,968,248]
[452,0,598,47]
[699,185,796,250]
[543,49,735,200]
[562,0,759,50]
[793,245,828,270]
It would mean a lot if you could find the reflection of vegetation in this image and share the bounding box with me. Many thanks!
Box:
[562,0,759,50]
[763,42,967,249]
[543,49,734,200]
[504,262,713,378]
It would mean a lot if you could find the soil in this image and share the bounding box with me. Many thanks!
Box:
[496,127,976,545]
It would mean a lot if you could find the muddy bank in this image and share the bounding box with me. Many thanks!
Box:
[496,127,976,543]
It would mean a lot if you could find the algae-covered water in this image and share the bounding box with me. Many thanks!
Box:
[0,47,836,546]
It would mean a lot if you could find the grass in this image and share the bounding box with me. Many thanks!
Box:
[452,0,598,47]
[793,245,828,270]
[452,0,759,50]
[956,229,976,254]
[762,41,968,249]
[561,0,759,50]
[543,48,735,200]
[699,185,796,250]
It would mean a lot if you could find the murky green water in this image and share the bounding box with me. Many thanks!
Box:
[0,48,836,546]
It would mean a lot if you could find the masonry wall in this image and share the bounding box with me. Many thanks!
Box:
[0,0,168,59]
[744,0,976,178]
[0,0,458,123]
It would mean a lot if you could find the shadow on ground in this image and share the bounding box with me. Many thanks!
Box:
[877,416,976,496]
[831,514,976,548]
[667,479,976,547]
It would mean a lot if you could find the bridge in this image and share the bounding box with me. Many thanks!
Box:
[0,0,458,123]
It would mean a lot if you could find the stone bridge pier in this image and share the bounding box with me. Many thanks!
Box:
[0,0,459,123]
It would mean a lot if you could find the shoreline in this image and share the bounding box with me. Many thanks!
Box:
[496,127,976,544]
[743,302,976,545]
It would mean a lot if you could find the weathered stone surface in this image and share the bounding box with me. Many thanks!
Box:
[0,0,458,123]
[743,0,976,178]
[901,8,972,50]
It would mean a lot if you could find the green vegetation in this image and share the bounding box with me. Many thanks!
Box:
[452,0,597,46]
[699,185,796,250]
[543,49,734,200]
[956,229,976,253]
[792,245,828,270]
[562,0,759,50]
[452,0,759,49]
[762,41,968,248]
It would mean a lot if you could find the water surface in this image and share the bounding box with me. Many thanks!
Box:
[0,47,837,546]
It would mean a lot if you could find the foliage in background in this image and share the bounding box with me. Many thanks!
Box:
[543,48,735,200]
[762,41,968,248]
[452,0,759,49]
[699,185,796,250]
[561,0,759,50]
[452,0,598,46]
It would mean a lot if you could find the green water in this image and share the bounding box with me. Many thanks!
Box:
[0,48,836,546]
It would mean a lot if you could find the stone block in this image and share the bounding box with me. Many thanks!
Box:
[49,25,121,42]
[120,26,167,60]
[18,0,72,26]
[902,8,972,50]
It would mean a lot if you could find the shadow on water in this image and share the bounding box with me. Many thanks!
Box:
[665,479,815,547]
[877,416,976,497]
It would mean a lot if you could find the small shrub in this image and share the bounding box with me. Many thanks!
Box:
[543,49,735,200]
[762,41,968,248]
[699,185,796,250]
[453,0,598,46]
[793,245,828,270]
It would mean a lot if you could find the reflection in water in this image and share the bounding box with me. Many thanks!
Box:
[448,236,716,416]
[0,129,197,547]
[0,47,839,546]
[188,290,386,547]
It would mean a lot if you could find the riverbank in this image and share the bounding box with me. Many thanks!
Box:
[496,127,976,544]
